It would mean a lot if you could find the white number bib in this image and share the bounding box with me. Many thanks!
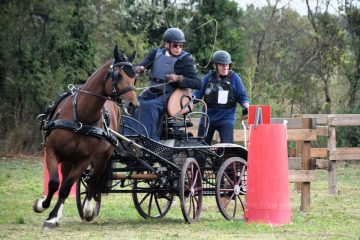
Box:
[218,90,229,104]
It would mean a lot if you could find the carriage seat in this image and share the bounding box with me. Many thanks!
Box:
[160,88,195,139]
[167,88,194,118]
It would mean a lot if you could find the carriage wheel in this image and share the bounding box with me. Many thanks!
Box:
[179,157,203,223]
[76,168,102,220]
[132,172,174,219]
[215,157,247,220]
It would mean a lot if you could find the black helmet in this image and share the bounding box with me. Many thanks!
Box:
[163,28,186,43]
[212,50,232,64]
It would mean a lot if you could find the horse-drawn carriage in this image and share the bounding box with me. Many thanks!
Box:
[76,88,248,223]
[33,47,247,228]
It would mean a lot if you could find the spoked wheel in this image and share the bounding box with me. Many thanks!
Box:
[76,168,102,220]
[179,157,203,223]
[215,157,247,220]
[132,171,174,219]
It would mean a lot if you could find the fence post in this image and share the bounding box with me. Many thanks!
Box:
[328,120,337,194]
[295,140,303,192]
[300,118,312,211]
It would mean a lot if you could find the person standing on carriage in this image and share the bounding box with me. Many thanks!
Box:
[129,27,200,140]
[194,50,250,145]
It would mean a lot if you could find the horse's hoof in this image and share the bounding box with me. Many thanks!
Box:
[84,211,95,222]
[42,221,59,230]
[33,199,45,213]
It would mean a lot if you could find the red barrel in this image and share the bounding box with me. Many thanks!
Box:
[245,124,291,225]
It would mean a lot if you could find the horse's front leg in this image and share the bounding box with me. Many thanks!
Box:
[33,152,59,213]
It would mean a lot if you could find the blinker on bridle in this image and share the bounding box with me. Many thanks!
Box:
[108,59,136,100]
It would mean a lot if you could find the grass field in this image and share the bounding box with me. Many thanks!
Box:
[0,157,359,240]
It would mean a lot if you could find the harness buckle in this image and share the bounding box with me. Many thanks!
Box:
[74,122,83,132]
[68,84,76,95]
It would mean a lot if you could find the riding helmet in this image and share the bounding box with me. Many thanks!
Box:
[163,28,186,43]
[212,50,232,64]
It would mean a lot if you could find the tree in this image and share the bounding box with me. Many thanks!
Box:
[305,0,347,113]
[0,0,97,152]
[1,0,359,153]
[342,0,360,110]
[187,0,246,76]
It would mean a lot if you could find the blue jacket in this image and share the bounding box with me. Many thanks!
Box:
[194,71,249,126]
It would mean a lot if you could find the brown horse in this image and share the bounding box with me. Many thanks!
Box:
[33,46,139,229]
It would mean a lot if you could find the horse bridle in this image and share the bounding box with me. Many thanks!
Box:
[107,60,138,115]
[71,60,136,102]
[107,60,136,101]
[69,59,137,122]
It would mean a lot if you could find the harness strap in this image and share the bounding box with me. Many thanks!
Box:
[113,85,136,97]
[72,92,79,122]
[44,119,119,146]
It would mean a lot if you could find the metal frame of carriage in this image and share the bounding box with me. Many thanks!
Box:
[76,91,248,223]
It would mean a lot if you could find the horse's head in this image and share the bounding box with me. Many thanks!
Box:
[107,46,139,115]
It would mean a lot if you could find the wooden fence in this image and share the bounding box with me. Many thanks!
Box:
[293,114,360,195]
[200,114,360,210]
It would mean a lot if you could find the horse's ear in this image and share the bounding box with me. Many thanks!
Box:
[114,45,120,62]
[128,51,136,63]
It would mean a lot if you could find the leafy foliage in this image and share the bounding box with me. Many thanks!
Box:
[0,0,359,152]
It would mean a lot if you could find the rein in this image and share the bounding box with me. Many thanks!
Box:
[40,50,138,149]
[68,58,136,101]
[133,48,178,92]
[69,60,136,123]
[135,81,173,91]
[72,87,137,101]
[68,84,111,101]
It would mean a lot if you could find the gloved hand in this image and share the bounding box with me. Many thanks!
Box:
[242,107,248,116]
[134,66,145,75]
[241,107,249,120]
[165,74,184,83]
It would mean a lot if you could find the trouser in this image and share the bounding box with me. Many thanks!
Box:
[123,89,171,140]
[198,122,235,145]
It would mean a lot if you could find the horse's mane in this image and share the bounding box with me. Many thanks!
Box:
[87,60,112,82]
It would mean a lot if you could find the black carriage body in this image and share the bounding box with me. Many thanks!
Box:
[77,93,248,222]
[101,134,247,197]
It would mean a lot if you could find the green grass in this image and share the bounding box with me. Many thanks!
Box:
[0,157,359,240]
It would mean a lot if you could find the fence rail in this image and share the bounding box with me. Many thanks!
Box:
[191,117,316,211]
[293,114,360,194]
[193,114,360,210]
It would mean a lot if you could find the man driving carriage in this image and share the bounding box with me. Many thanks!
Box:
[126,27,200,140]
